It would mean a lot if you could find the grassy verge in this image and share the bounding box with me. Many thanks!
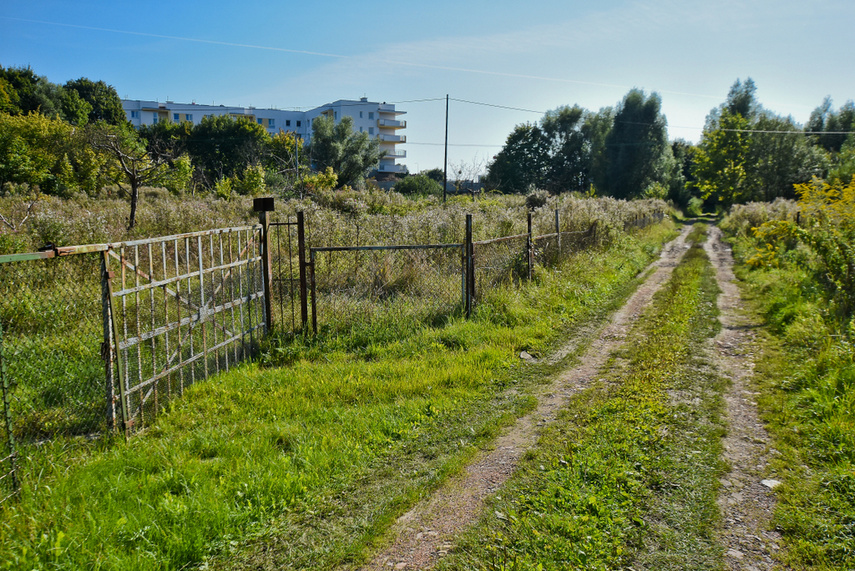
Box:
[436,223,727,570]
[0,223,675,570]
[727,237,855,570]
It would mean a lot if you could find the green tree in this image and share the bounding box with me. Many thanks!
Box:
[485,122,549,192]
[89,122,169,229]
[187,115,270,189]
[393,174,443,196]
[807,97,855,154]
[64,78,127,126]
[540,105,589,192]
[602,89,674,199]
[307,115,382,188]
[264,130,309,190]
[692,111,751,207]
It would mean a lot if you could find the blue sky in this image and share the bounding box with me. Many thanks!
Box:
[2,0,853,174]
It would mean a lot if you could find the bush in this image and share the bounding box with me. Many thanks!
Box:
[393,175,442,196]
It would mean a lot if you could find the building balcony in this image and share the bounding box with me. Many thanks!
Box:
[379,134,406,143]
[382,149,406,158]
[378,104,405,115]
[378,119,406,129]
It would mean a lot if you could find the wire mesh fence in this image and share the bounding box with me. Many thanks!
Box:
[309,244,464,335]
[0,252,105,503]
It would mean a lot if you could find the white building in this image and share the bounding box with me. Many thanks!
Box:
[122,97,406,176]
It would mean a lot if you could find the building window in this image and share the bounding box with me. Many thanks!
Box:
[257,118,263,124]
[368,127,374,135]
[153,113,159,124]
[173,113,180,122]
[359,111,363,118]
[296,120,301,127]
[130,110,139,119]
[359,127,363,132]
[186,114,193,122]
[334,111,337,119]
[369,112,374,119]
[286,120,291,127]
[269,119,275,128]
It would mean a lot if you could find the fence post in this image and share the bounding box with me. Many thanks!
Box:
[254,198,275,334]
[100,253,116,431]
[555,209,561,257]
[0,323,19,499]
[309,249,318,335]
[102,251,131,437]
[527,211,533,280]
[464,214,473,318]
[297,211,309,332]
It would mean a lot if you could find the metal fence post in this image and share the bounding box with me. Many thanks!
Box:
[0,322,19,500]
[100,253,117,431]
[527,211,533,280]
[297,211,309,332]
[465,214,473,318]
[309,249,318,335]
[102,251,131,437]
[254,198,275,334]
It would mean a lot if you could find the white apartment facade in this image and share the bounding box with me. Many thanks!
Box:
[122,97,406,175]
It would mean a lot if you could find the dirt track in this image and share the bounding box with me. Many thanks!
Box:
[358,224,781,570]
[359,225,695,570]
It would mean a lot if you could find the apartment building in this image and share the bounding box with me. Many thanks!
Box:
[122,97,406,175]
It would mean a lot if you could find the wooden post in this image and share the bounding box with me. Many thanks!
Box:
[297,211,308,332]
[555,209,561,257]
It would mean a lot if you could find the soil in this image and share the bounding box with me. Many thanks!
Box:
[356,224,783,571]
[704,225,785,570]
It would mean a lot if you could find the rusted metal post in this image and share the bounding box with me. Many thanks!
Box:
[309,249,318,335]
[0,322,19,498]
[103,251,131,437]
[297,211,309,332]
[527,211,533,280]
[100,253,117,431]
[254,197,275,334]
[464,214,473,317]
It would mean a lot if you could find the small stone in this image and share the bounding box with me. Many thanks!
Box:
[726,549,744,559]
[519,351,535,361]
[761,479,782,489]
[395,563,408,570]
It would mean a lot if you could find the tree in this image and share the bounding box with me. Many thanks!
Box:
[89,122,169,229]
[64,78,127,126]
[264,130,309,191]
[540,105,589,192]
[393,174,442,196]
[187,114,270,189]
[807,97,855,154]
[602,89,674,199]
[692,111,751,207]
[485,122,549,192]
[307,115,383,188]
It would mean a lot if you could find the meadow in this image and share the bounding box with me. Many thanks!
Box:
[0,188,672,569]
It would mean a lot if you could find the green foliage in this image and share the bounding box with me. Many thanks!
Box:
[393,174,442,196]
[724,193,855,569]
[307,115,383,188]
[603,89,675,200]
[63,77,127,126]
[692,110,750,208]
[187,114,269,189]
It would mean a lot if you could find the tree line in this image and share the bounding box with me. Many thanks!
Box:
[485,79,855,211]
[0,66,382,228]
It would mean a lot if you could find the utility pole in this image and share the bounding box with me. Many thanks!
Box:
[443,94,449,204]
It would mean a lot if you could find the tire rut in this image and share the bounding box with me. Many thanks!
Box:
[355,225,695,571]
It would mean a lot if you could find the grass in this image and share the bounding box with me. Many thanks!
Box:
[724,230,855,570]
[436,223,728,570]
[0,217,676,569]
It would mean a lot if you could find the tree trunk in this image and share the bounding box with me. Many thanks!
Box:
[128,181,139,230]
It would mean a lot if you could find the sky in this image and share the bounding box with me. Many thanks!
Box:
[2,0,853,174]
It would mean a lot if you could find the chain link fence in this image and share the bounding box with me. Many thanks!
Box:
[0,253,105,503]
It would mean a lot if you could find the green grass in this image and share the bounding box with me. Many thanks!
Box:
[727,235,855,570]
[0,222,676,570]
[436,223,727,570]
